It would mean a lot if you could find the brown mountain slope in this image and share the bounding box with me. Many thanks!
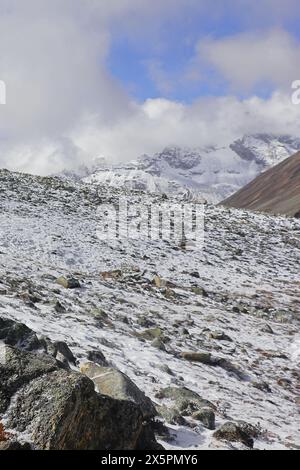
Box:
[221,150,300,217]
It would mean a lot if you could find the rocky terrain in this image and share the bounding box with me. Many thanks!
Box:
[77,134,300,202]
[0,168,299,450]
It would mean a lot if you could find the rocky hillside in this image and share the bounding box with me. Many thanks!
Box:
[0,168,299,450]
[80,134,300,202]
[222,151,300,217]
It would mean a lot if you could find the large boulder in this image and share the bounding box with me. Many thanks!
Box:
[0,317,76,367]
[80,363,156,420]
[0,317,162,450]
[0,317,40,351]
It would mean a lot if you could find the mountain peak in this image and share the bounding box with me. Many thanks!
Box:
[60,133,300,203]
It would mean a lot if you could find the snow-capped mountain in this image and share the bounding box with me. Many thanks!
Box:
[80,134,300,202]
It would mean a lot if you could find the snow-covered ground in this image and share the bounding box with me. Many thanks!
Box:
[0,169,299,450]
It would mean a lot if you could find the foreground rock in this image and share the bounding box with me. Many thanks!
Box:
[80,363,156,420]
[0,317,75,367]
[0,441,32,450]
[0,317,162,450]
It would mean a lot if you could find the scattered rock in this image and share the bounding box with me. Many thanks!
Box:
[180,350,247,380]
[56,276,81,289]
[138,328,164,341]
[54,301,66,313]
[261,324,274,334]
[209,331,232,342]
[157,364,174,376]
[151,338,166,351]
[180,351,217,365]
[252,381,272,393]
[53,341,77,366]
[191,287,208,297]
[87,350,109,367]
[190,272,200,279]
[0,317,40,351]
[137,316,155,328]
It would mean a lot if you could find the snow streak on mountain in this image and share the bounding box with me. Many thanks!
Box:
[69,134,300,202]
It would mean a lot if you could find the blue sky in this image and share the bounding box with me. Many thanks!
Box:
[1,0,300,173]
[108,1,300,102]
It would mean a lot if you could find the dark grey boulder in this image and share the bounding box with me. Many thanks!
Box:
[0,317,162,450]
[0,318,40,351]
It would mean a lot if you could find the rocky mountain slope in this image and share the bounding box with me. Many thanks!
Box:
[0,169,299,450]
[222,150,300,218]
[80,134,300,202]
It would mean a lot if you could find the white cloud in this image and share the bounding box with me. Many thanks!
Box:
[68,91,300,165]
[0,2,300,175]
[194,29,300,93]
[0,0,200,174]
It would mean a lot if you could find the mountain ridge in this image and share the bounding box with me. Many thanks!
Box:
[221,150,300,217]
[59,134,300,202]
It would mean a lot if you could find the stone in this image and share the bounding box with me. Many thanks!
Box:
[80,363,156,420]
[252,381,272,393]
[138,328,164,341]
[87,350,109,367]
[209,331,232,342]
[0,441,32,450]
[180,351,217,365]
[0,318,161,450]
[0,317,40,351]
[1,345,159,450]
[56,276,81,289]
[190,272,200,279]
[260,324,274,334]
[54,301,66,313]
[191,287,208,296]
[192,408,216,430]
[137,316,155,328]
[5,368,143,450]
[151,338,166,351]
[53,341,76,366]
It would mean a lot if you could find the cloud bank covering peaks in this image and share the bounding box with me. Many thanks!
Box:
[0,0,300,174]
